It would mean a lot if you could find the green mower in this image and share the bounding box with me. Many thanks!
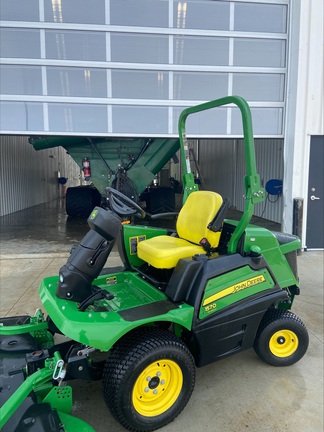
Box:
[0,97,309,432]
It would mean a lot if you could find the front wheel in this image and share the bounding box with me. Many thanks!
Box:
[102,328,196,432]
[254,309,309,366]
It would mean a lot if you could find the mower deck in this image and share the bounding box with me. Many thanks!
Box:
[0,334,95,432]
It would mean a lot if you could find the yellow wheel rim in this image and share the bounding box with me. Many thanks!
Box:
[132,359,183,417]
[269,330,299,357]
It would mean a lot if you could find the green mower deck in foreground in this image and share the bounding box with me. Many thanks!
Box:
[0,97,309,432]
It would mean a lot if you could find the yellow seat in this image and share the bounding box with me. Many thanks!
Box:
[137,191,223,269]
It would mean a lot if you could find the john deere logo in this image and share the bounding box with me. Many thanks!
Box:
[90,209,98,220]
[203,275,266,306]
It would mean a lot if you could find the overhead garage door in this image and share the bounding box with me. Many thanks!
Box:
[0,0,289,138]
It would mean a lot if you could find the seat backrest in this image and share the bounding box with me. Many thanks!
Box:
[176,191,223,248]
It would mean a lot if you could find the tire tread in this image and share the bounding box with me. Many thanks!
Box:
[254,309,309,366]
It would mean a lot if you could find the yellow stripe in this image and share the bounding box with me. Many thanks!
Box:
[203,275,266,306]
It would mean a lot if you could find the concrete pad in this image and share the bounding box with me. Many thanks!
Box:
[0,251,323,432]
[0,253,123,316]
[0,257,54,316]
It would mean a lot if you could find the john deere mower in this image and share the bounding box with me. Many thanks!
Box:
[0,96,309,432]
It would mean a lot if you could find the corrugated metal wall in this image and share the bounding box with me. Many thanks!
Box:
[198,138,284,223]
[0,135,81,216]
[197,139,236,198]
[256,139,284,223]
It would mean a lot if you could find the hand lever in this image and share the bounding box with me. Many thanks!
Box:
[78,286,114,312]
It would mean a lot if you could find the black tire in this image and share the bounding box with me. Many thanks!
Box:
[102,327,196,432]
[254,309,309,366]
[65,185,101,217]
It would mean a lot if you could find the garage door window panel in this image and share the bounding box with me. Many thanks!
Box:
[173,107,227,135]
[110,0,168,28]
[48,104,108,133]
[0,102,43,131]
[113,106,168,134]
[174,72,228,101]
[173,0,230,31]
[174,37,229,66]
[47,67,107,98]
[233,74,285,102]
[232,108,283,135]
[0,29,41,59]
[0,0,39,21]
[112,70,168,100]
[44,0,105,24]
[234,39,286,68]
[45,30,106,61]
[234,3,287,33]
[0,65,42,95]
[111,34,169,64]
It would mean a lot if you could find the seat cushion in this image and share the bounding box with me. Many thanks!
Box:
[137,235,204,269]
[176,191,223,248]
[137,191,224,269]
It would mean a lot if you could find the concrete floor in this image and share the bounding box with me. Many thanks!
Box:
[0,199,281,256]
[0,200,323,432]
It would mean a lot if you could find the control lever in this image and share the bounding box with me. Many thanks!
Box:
[78,286,114,312]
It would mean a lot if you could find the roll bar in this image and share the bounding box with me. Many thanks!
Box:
[178,96,265,254]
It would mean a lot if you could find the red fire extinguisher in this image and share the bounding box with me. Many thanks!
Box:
[82,158,91,180]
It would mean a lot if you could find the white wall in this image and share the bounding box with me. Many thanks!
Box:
[0,136,81,216]
[283,0,324,246]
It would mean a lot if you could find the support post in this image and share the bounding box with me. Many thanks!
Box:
[293,198,303,254]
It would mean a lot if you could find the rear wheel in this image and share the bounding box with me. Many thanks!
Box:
[254,309,309,366]
[66,185,101,217]
[102,327,195,432]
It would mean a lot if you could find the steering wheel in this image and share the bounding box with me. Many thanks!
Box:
[106,187,146,218]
